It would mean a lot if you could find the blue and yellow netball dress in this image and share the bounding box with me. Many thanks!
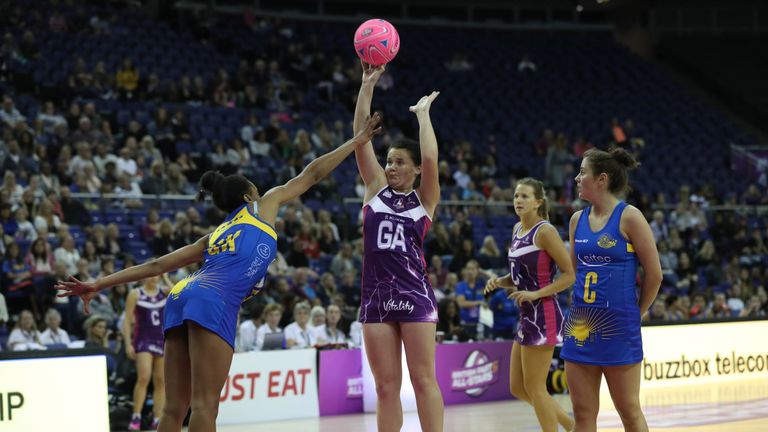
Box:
[164,202,277,349]
[561,201,642,366]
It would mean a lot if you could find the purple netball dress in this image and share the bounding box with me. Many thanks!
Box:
[360,186,438,323]
[133,287,167,356]
[508,221,564,346]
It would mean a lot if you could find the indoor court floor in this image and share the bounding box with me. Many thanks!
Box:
[210,379,768,432]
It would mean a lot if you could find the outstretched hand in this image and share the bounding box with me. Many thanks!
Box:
[409,91,440,115]
[55,276,100,315]
[361,61,386,86]
[354,111,384,144]
[508,290,540,307]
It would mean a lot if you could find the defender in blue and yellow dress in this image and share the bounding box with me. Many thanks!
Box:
[165,201,277,349]
[562,147,662,432]
[561,201,641,365]
[56,113,384,431]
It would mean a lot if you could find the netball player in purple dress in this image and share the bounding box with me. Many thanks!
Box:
[123,274,169,430]
[354,61,442,432]
[484,178,575,432]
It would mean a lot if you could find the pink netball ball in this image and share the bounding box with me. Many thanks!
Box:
[353,19,400,66]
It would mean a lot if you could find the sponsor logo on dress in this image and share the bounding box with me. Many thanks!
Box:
[383,299,415,314]
[393,198,404,209]
[577,253,612,267]
[382,190,392,198]
[575,239,589,243]
[597,233,617,249]
[257,243,271,258]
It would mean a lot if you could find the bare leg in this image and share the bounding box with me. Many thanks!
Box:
[157,326,191,432]
[603,363,647,432]
[187,321,234,432]
[152,355,166,421]
[132,352,154,416]
[363,322,403,432]
[401,322,444,432]
[520,345,573,432]
[565,361,603,432]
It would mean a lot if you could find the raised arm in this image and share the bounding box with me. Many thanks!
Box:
[259,113,383,224]
[354,62,387,196]
[57,235,209,314]
[410,91,441,216]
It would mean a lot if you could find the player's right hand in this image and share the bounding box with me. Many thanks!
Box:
[361,60,385,86]
[484,278,501,295]
[126,344,136,361]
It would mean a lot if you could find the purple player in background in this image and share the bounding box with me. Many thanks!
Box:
[122,274,169,431]
[354,60,443,432]
[484,178,575,432]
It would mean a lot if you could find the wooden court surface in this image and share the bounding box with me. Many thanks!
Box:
[211,379,768,432]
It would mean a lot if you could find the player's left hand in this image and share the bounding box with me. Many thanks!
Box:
[508,290,540,306]
[55,276,100,314]
[409,91,440,115]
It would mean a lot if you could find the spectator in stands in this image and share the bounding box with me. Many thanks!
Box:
[236,302,263,352]
[488,287,519,340]
[152,219,175,256]
[675,252,698,294]
[54,235,80,275]
[39,308,70,346]
[689,293,709,319]
[7,309,45,351]
[1,172,23,206]
[0,96,25,128]
[141,160,167,195]
[646,300,667,322]
[309,305,326,330]
[437,299,468,342]
[455,260,487,329]
[59,185,91,226]
[116,58,139,100]
[316,272,338,307]
[312,304,346,345]
[741,295,765,317]
[101,223,121,256]
[255,303,284,351]
[285,301,313,348]
[650,210,669,243]
[13,207,36,241]
[83,314,111,349]
[34,198,61,235]
[477,235,505,270]
[449,238,476,273]
[80,241,101,277]
[0,204,18,238]
[710,292,731,318]
[26,237,56,316]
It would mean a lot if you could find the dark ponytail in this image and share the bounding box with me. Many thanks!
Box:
[583,146,640,196]
[197,170,253,214]
[517,177,549,221]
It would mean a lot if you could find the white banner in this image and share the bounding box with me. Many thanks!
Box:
[0,355,109,432]
[217,349,319,425]
[639,320,768,388]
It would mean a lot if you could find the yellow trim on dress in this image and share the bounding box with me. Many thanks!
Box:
[209,206,277,246]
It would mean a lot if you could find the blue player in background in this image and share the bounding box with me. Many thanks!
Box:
[57,113,383,432]
[561,147,662,432]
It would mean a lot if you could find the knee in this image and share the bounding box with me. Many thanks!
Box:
[136,374,151,388]
[522,379,547,400]
[190,397,220,416]
[408,371,437,395]
[615,401,643,424]
[510,380,527,400]
[375,375,402,401]
[571,401,599,422]
[162,402,189,423]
